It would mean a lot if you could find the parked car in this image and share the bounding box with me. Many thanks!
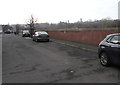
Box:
[32,31,49,42]
[98,33,120,66]
[4,30,12,34]
[22,30,30,37]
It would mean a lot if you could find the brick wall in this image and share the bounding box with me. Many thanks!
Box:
[48,31,118,45]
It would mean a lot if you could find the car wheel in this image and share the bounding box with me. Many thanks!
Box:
[100,52,111,66]
[35,39,38,42]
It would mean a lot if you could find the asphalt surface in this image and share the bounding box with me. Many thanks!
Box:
[51,38,98,53]
[2,34,120,83]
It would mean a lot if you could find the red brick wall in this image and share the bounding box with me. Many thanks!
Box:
[48,31,118,45]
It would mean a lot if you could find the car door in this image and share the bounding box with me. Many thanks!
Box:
[108,35,120,63]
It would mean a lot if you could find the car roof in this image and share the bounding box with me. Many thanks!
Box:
[35,31,47,33]
[35,31,48,34]
[107,33,120,37]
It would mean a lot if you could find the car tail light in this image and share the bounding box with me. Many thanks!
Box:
[99,42,102,47]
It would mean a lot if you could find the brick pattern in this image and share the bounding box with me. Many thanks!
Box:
[48,31,118,45]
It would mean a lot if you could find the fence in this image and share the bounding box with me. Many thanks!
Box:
[48,30,118,45]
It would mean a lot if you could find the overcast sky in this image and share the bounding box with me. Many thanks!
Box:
[0,0,119,24]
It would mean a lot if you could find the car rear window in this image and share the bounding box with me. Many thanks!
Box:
[38,32,48,35]
[106,36,112,42]
[110,35,120,43]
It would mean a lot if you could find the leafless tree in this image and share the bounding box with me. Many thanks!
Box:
[27,15,37,37]
[15,24,20,35]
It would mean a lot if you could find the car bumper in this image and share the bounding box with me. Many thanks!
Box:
[37,38,49,41]
[23,34,30,37]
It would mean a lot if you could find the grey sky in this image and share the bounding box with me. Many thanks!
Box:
[0,0,119,24]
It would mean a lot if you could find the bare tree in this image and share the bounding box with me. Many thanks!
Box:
[15,24,20,35]
[27,15,37,37]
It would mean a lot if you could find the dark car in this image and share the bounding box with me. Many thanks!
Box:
[4,30,12,34]
[98,33,120,66]
[22,31,30,37]
[32,31,49,42]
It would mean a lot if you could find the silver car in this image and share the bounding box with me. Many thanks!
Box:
[32,31,49,42]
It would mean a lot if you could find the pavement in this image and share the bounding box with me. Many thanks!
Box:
[51,38,98,53]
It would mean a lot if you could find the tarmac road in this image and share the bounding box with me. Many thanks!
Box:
[2,34,120,83]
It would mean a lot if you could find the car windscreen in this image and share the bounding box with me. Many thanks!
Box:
[23,32,30,34]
